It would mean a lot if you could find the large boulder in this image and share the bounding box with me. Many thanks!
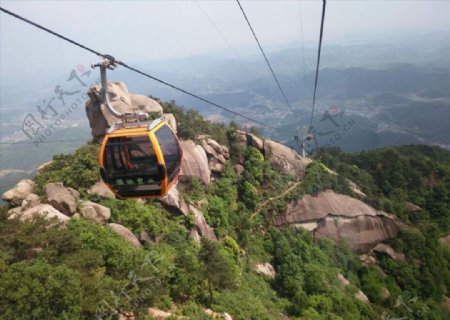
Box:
[263,140,311,179]
[21,193,40,210]
[129,93,163,115]
[246,132,264,151]
[253,263,276,277]
[314,215,400,253]
[79,200,111,224]
[44,182,79,215]
[85,81,163,141]
[163,113,177,133]
[373,243,405,261]
[198,136,230,175]
[109,223,142,248]
[179,140,210,185]
[2,179,35,206]
[189,205,217,241]
[87,180,115,199]
[275,190,401,253]
[160,186,189,216]
[355,290,370,304]
[147,308,172,319]
[9,204,69,223]
[276,190,379,224]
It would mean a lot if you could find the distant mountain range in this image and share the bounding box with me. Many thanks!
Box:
[1,39,450,195]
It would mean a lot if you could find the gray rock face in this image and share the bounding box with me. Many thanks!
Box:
[275,190,401,253]
[109,223,142,248]
[2,179,35,206]
[263,139,311,179]
[9,204,69,223]
[355,290,370,304]
[85,81,163,141]
[189,205,217,241]
[198,136,230,175]
[277,190,379,224]
[20,193,40,210]
[246,133,264,151]
[44,182,79,215]
[404,201,422,212]
[79,200,111,224]
[87,180,116,199]
[373,243,405,261]
[179,140,210,185]
[315,215,400,253]
[253,263,276,277]
[160,186,189,216]
[129,93,163,114]
[163,113,177,133]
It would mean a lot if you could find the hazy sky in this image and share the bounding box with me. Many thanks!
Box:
[1,0,450,80]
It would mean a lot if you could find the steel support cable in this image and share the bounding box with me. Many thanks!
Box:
[235,0,293,113]
[0,6,272,128]
[308,0,327,130]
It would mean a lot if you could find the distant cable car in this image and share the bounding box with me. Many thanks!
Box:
[94,57,182,199]
[99,119,182,198]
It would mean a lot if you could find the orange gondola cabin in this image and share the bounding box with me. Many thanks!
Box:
[99,118,182,199]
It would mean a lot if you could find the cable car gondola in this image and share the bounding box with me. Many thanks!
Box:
[99,118,182,198]
[94,57,182,199]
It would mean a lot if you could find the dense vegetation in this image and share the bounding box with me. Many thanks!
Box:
[1,103,449,319]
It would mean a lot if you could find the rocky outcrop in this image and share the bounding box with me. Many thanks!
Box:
[189,205,217,241]
[246,133,264,151]
[44,182,79,216]
[189,228,201,243]
[373,243,405,261]
[198,136,230,175]
[2,179,35,206]
[9,204,69,223]
[315,215,400,253]
[275,190,400,253]
[87,180,115,199]
[21,193,40,210]
[179,140,210,185]
[404,201,422,212]
[85,81,163,142]
[277,190,380,224]
[355,290,370,304]
[160,187,189,216]
[337,273,350,286]
[347,180,366,198]
[264,139,311,179]
[79,200,111,224]
[253,263,276,277]
[129,93,163,114]
[109,223,142,248]
[204,308,233,320]
[163,113,177,133]
[147,308,172,319]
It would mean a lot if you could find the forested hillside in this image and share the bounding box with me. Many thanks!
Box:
[1,102,449,319]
